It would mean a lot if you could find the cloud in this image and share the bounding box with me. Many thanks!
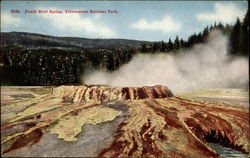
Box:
[131,16,181,32]
[38,8,116,38]
[197,3,247,23]
[1,13,21,26]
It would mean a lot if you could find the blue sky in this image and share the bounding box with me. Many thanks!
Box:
[1,1,248,41]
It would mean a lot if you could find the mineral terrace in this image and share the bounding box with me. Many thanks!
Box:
[1,85,249,157]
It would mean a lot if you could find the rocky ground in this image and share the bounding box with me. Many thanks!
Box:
[1,85,249,157]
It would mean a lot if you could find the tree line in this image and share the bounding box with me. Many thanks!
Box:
[140,8,249,57]
[230,9,249,56]
[1,46,135,85]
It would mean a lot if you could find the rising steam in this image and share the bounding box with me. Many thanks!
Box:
[82,31,249,93]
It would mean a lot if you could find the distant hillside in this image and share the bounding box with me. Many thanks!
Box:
[1,32,151,50]
[1,32,149,86]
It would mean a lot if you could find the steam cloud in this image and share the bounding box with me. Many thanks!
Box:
[82,31,249,93]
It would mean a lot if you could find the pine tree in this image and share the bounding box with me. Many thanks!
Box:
[217,22,224,30]
[174,36,180,49]
[167,38,173,51]
[187,33,197,46]
[214,22,217,28]
[160,40,167,52]
[202,26,209,41]
[180,38,184,48]
[197,33,202,43]
[230,17,241,54]
[241,9,249,56]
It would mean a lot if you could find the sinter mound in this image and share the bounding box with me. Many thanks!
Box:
[51,85,174,102]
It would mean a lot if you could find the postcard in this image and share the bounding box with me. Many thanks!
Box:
[1,0,249,157]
